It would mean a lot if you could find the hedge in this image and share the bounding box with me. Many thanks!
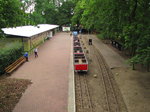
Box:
[0,42,23,75]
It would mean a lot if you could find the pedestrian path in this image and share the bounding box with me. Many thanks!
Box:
[11,32,72,112]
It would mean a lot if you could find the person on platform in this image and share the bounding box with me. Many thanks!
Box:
[34,48,38,58]
[24,52,29,61]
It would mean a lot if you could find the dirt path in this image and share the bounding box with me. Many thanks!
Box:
[86,34,129,68]
[80,34,150,112]
[11,32,71,112]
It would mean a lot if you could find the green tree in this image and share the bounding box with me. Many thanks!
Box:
[0,0,28,28]
[57,0,75,25]
[0,0,32,38]
[72,0,150,70]
[32,0,75,25]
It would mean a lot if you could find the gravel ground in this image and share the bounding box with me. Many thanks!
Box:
[75,34,150,112]
[0,76,31,112]
[75,34,127,112]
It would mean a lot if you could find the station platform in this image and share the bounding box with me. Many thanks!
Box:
[11,32,75,112]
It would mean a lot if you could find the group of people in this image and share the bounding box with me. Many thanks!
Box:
[24,48,38,62]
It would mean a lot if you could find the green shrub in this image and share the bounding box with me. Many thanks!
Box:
[97,33,105,40]
[0,42,23,75]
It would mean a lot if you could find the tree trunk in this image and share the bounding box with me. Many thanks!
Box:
[129,0,138,23]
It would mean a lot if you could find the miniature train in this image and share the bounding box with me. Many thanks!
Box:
[73,31,88,72]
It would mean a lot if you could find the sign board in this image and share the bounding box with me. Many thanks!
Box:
[62,27,70,31]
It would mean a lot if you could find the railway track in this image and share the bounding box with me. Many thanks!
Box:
[91,45,120,112]
[75,73,93,112]
[75,34,127,112]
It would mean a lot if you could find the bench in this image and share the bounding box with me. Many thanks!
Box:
[5,56,26,74]
[111,40,123,51]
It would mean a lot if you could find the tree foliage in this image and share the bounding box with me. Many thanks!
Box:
[0,0,32,28]
[0,0,34,38]
[72,0,150,69]
[31,0,75,25]
[57,0,74,25]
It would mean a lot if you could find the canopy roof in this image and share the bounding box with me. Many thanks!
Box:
[2,24,59,38]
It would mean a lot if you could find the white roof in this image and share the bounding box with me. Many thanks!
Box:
[2,24,59,38]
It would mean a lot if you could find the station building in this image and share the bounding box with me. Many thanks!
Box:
[2,24,59,54]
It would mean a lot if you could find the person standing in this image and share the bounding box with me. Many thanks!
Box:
[34,48,38,58]
[79,29,82,34]
[24,52,29,61]
[89,39,92,45]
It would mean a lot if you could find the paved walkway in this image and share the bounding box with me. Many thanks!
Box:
[11,32,72,112]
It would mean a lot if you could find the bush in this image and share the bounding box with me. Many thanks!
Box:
[0,42,23,75]
[97,33,105,40]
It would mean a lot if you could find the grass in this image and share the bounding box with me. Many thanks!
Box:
[0,76,32,112]
[0,40,7,48]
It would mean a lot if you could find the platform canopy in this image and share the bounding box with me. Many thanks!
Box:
[2,24,59,38]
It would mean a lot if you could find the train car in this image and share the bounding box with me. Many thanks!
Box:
[73,34,88,72]
[72,31,78,37]
[74,57,88,72]
[74,48,83,54]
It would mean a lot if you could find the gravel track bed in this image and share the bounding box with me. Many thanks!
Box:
[75,34,128,112]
